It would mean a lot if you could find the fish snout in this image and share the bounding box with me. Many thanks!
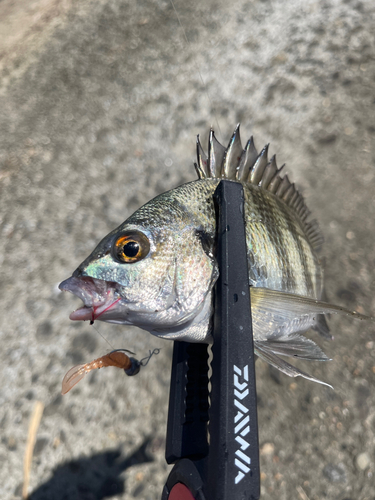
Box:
[59,276,108,307]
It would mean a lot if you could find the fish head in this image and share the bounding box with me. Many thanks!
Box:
[59,182,219,342]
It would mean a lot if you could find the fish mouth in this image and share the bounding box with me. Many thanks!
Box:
[59,276,121,322]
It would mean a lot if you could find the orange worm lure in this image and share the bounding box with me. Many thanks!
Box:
[62,348,160,395]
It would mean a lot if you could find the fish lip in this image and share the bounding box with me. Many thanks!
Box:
[59,276,107,307]
[59,276,121,321]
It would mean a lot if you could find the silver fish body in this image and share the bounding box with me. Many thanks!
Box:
[60,126,371,385]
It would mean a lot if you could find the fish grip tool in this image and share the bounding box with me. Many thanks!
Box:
[162,180,260,500]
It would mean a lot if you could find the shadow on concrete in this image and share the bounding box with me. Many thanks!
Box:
[29,438,153,500]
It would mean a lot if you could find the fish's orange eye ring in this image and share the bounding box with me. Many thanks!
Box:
[113,231,150,264]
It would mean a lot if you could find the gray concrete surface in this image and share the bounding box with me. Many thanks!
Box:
[1,0,375,498]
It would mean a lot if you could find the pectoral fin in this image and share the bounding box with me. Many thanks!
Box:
[250,287,373,341]
[251,287,372,322]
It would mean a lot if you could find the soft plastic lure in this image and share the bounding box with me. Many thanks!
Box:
[62,348,160,394]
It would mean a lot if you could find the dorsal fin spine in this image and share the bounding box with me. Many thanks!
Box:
[249,144,269,184]
[194,162,204,179]
[208,129,225,177]
[300,208,310,221]
[295,197,305,214]
[259,155,277,189]
[282,183,296,204]
[288,190,299,207]
[267,174,282,194]
[196,135,208,178]
[222,124,243,180]
[236,136,257,181]
[275,175,291,198]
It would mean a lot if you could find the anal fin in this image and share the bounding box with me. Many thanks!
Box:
[254,342,333,388]
[256,334,330,361]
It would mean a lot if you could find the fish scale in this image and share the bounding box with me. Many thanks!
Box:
[59,125,373,386]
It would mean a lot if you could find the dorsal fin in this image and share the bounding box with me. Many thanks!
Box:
[194,125,323,251]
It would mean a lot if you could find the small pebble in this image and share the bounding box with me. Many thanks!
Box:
[7,436,17,451]
[346,231,355,240]
[356,452,371,471]
[260,442,275,456]
[323,463,347,483]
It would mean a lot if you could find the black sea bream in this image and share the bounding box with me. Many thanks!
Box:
[60,126,371,386]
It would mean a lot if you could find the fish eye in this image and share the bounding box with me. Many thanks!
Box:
[113,231,150,264]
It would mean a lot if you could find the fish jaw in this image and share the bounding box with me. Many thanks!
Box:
[58,272,217,339]
[59,276,126,323]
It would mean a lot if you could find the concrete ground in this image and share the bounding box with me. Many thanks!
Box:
[1,0,375,498]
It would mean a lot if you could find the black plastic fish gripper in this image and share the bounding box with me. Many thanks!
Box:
[162,180,260,500]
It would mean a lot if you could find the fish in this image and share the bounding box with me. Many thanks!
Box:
[59,125,372,386]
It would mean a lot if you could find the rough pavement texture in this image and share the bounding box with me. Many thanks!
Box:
[1,0,375,499]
